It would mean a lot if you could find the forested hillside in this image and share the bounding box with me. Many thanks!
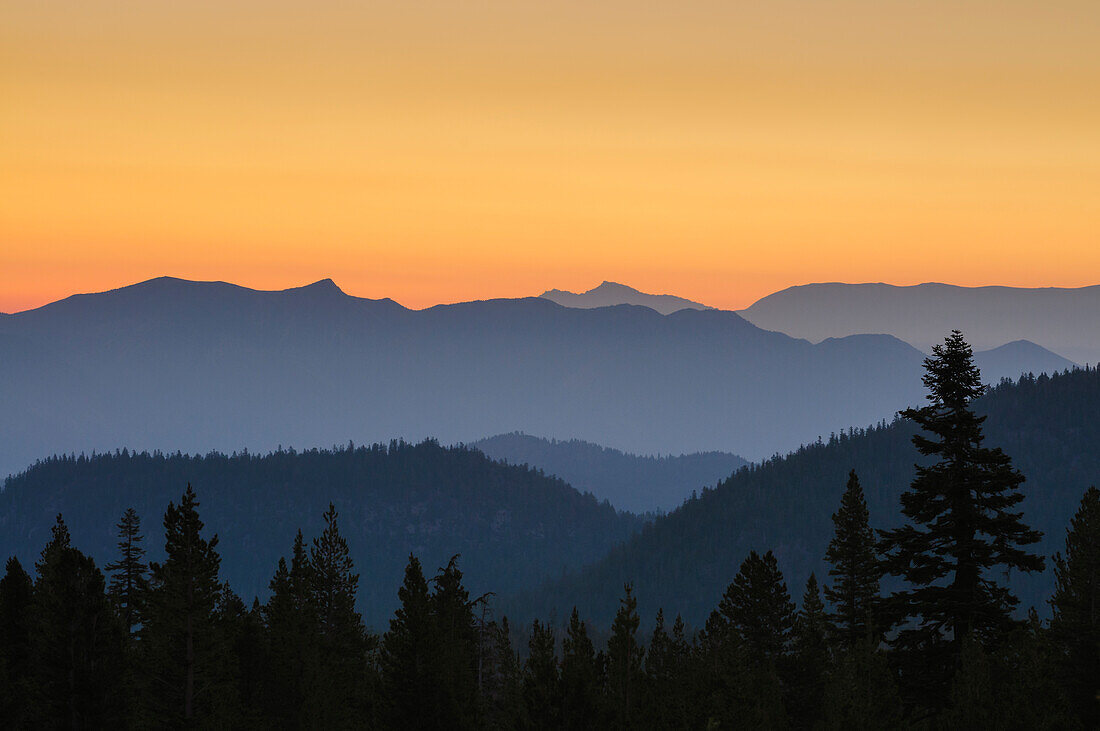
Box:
[472,433,747,513]
[0,441,641,628]
[518,367,1100,627]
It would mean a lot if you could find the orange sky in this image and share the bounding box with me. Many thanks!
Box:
[3,0,1099,313]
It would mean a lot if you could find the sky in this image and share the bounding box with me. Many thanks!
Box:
[3,0,1099,313]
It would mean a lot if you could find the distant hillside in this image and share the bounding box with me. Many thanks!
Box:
[973,340,1077,383]
[540,281,712,314]
[740,282,1100,365]
[472,433,747,513]
[0,277,942,476]
[515,367,1100,627]
[0,441,642,629]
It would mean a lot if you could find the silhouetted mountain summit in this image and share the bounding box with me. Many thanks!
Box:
[540,281,712,314]
[740,281,1100,365]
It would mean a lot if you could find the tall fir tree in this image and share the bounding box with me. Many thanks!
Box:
[644,609,693,730]
[718,550,795,667]
[787,574,831,729]
[262,530,317,729]
[879,330,1044,710]
[560,607,602,731]
[824,470,881,647]
[605,583,645,730]
[105,507,149,637]
[306,503,372,728]
[430,554,481,730]
[382,554,440,728]
[140,484,227,724]
[0,557,35,728]
[478,615,525,730]
[523,619,560,729]
[31,515,126,727]
[1048,485,1100,728]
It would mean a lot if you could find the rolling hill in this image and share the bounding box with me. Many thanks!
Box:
[471,433,747,513]
[0,440,641,629]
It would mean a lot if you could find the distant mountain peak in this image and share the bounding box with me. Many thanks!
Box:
[291,278,346,295]
[540,281,712,315]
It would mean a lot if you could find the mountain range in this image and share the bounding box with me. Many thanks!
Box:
[0,277,1077,483]
[739,281,1100,365]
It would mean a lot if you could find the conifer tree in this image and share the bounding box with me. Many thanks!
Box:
[644,609,692,729]
[105,507,148,636]
[560,607,602,730]
[606,583,645,730]
[718,550,795,666]
[787,574,831,728]
[431,554,481,730]
[820,640,903,730]
[306,503,371,727]
[382,554,439,728]
[0,557,34,727]
[824,470,881,647]
[479,615,525,730]
[1049,485,1100,727]
[523,619,560,729]
[140,484,226,724]
[263,530,317,728]
[31,515,126,727]
[879,330,1044,708]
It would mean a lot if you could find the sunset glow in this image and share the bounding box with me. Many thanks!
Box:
[3,0,1099,313]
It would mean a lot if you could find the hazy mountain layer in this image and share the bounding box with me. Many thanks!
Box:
[0,277,939,475]
[515,367,1100,627]
[472,433,747,513]
[740,281,1100,365]
[0,441,641,629]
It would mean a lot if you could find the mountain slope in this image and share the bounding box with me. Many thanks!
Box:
[472,433,747,513]
[0,277,935,476]
[973,340,1078,383]
[540,281,712,314]
[0,440,641,629]
[740,282,1100,365]
[515,367,1100,627]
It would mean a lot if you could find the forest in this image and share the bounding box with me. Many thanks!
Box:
[1,333,1097,728]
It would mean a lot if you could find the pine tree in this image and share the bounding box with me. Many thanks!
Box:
[105,507,148,636]
[606,583,645,730]
[263,530,317,728]
[523,619,560,729]
[824,470,881,647]
[306,503,371,728]
[140,484,226,724]
[878,330,1044,708]
[479,615,525,730]
[0,557,34,727]
[1049,485,1100,727]
[431,554,481,730]
[644,609,692,729]
[382,554,439,728]
[719,550,795,666]
[31,515,126,727]
[787,574,831,728]
[560,607,602,730]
